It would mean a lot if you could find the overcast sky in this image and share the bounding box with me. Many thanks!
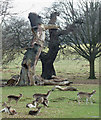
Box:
[12,0,57,19]
[12,0,94,20]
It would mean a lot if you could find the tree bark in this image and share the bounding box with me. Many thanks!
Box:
[17,12,60,85]
[40,28,59,79]
[40,51,57,79]
[17,44,41,86]
[88,59,96,79]
[39,12,60,79]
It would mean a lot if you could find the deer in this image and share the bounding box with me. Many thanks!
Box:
[32,96,49,108]
[33,90,52,99]
[0,102,17,115]
[77,90,96,104]
[28,107,42,115]
[26,101,36,108]
[7,93,23,104]
[52,85,78,91]
[26,96,49,108]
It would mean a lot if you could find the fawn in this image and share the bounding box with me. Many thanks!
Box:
[29,107,42,115]
[0,102,17,115]
[7,93,23,104]
[33,90,52,99]
[77,90,96,104]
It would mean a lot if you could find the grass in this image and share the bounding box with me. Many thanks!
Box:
[1,54,100,118]
[1,84,99,118]
[2,55,99,81]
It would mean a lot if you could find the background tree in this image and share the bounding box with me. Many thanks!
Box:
[43,0,101,79]
[63,1,101,79]
[0,0,16,23]
[39,1,84,79]
[2,0,100,83]
[2,17,32,64]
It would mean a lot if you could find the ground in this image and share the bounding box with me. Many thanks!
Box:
[1,55,100,118]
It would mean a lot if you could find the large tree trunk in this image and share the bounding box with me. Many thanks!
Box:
[17,12,60,86]
[88,59,96,79]
[40,12,60,79]
[17,44,41,86]
[40,46,59,79]
[40,27,59,79]
[41,57,56,79]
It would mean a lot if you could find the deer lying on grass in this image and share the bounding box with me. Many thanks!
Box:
[26,101,36,108]
[33,90,52,99]
[0,102,17,115]
[7,93,23,104]
[77,90,96,104]
[52,85,78,91]
[29,107,42,115]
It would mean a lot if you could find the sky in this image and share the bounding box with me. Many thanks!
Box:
[12,0,57,19]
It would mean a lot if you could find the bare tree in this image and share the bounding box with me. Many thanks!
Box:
[2,17,32,64]
[65,1,101,79]
[2,0,101,85]
[44,0,101,79]
[0,0,16,23]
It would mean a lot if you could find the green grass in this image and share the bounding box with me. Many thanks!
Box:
[2,55,99,81]
[1,85,99,118]
[1,54,100,118]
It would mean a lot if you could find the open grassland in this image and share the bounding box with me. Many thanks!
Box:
[1,54,100,118]
[2,55,99,83]
[1,85,99,118]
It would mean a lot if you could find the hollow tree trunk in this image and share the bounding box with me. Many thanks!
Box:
[41,59,56,79]
[40,47,58,79]
[88,59,96,79]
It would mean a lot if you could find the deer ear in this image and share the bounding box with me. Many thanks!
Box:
[8,106,11,109]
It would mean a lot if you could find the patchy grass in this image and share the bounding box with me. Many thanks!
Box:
[2,55,99,82]
[1,84,99,118]
[1,54,99,118]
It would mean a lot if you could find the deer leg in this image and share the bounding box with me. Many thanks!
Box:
[36,103,39,108]
[86,98,88,104]
[0,108,6,113]
[7,98,11,104]
[16,100,18,104]
[90,98,93,104]
[77,96,81,104]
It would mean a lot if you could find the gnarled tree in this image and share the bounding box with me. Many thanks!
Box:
[43,0,101,79]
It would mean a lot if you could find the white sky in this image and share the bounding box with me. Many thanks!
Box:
[12,0,97,20]
[12,0,57,19]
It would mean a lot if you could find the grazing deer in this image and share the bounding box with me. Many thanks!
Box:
[26,97,49,108]
[32,96,49,108]
[7,93,22,104]
[29,107,42,115]
[77,90,96,104]
[0,102,17,115]
[33,90,52,99]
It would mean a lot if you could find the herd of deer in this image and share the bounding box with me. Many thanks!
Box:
[0,86,96,116]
